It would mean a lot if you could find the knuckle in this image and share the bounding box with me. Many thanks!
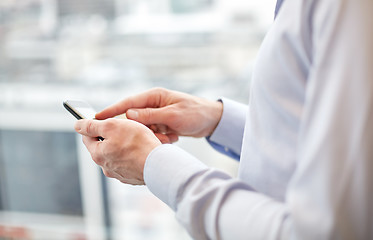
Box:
[155,124,168,134]
[151,87,166,93]
[102,169,115,178]
[102,118,120,133]
[86,120,95,134]
[102,119,115,132]
[142,108,153,122]
[151,87,169,99]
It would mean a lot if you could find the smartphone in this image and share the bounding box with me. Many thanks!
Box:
[63,100,104,140]
[63,100,97,120]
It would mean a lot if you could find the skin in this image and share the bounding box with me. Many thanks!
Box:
[75,87,223,185]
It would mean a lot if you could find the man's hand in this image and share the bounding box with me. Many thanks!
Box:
[95,88,223,142]
[74,118,161,185]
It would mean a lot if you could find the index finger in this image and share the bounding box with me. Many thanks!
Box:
[95,88,166,120]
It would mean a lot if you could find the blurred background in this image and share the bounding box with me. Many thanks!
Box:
[0,0,275,239]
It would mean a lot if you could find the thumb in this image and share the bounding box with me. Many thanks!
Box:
[127,108,168,125]
[75,119,104,138]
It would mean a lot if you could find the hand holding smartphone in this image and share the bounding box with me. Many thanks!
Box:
[63,100,104,141]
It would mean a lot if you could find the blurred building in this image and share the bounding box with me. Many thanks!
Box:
[0,0,274,239]
[58,0,115,18]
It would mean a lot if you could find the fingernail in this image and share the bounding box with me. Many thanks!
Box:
[127,109,138,120]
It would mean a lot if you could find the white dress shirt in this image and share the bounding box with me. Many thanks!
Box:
[144,0,373,239]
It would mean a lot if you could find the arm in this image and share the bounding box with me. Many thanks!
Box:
[145,0,373,239]
[75,0,373,238]
[145,145,290,239]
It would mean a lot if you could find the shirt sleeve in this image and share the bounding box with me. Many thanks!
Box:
[144,144,291,239]
[145,0,373,239]
[206,98,247,160]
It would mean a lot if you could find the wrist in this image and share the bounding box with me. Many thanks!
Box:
[207,99,223,136]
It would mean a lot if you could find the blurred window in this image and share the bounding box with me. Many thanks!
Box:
[0,130,82,216]
[0,0,274,239]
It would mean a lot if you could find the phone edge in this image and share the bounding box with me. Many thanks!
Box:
[63,101,84,120]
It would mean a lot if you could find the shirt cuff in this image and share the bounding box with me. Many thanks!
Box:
[144,144,209,211]
[208,98,247,157]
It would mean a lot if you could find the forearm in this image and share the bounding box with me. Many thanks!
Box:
[144,142,373,240]
[144,144,291,239]
[174,167,291,240]
[144,145,290,240]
